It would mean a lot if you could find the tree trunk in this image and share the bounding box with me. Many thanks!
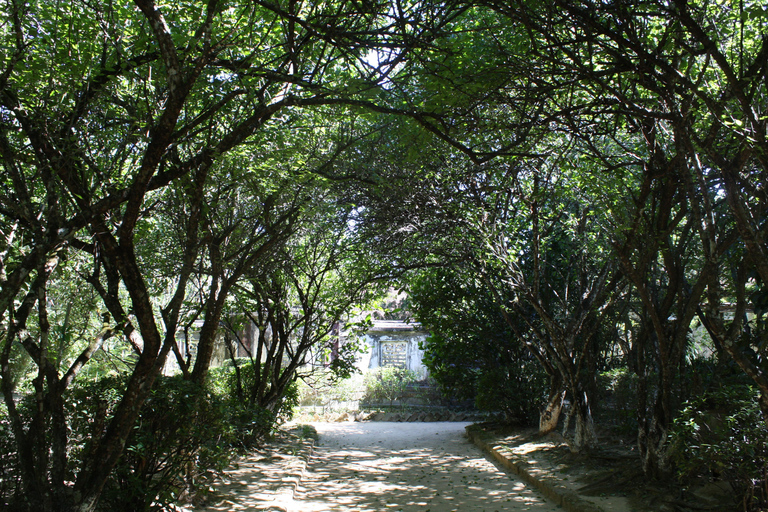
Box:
[569,390,597,453]
[72,354,162,512]
[539,375,565,434]
[637,402,672,479]
[637,361,675,480]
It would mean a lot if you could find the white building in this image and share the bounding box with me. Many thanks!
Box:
[354,320,429,380]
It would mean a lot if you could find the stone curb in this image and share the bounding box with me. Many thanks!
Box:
[466,427,605,512]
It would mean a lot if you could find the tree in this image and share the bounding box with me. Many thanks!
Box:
[410,266,546,422]
[223,189,388,413]
[0,0,467,509]
[510,0,768,424]
[461,159,623,451]
[473,0,764,473]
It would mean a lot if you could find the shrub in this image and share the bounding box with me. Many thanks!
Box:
[279,379,300,423]
[0,363,293,510]
[208,359,299,426]
[362,367,417,406]
[297,371,365,407]
[670,384,768,512]
[68,374,246,511]
[595,367,638,435]
[474,361,545,424]
[64,370,282,511]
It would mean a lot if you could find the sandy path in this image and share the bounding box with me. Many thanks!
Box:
[284,422,561,512]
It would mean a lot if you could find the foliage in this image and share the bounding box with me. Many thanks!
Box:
[362,367,417,406]
[0,373,278,511]
[419,332,481,403]
[0,0,466,507]
[297,372,366,407]
[3,0,768,504]
[410,267,546,424]
[0,403,21,506]
[670,385,768,511]
[208,360,299,427]
[76,376,237,511]
[595,368,638,436]
[474,363,545,424]
[219,195,389,415]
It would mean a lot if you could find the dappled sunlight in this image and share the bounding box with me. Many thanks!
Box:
[199,422,561,511]
[197,443,310,512]
[283,422,561,512]
[507,442,552,456]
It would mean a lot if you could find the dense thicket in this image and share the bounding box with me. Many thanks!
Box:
[352,0,768,499]
[1,0,767,510]
[0,0,464,509]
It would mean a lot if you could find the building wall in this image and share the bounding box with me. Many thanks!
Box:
[163,319,430,380]
[354,321,429,380]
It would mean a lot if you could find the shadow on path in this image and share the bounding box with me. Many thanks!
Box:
[196,427,313,512]
[289,422,560,512]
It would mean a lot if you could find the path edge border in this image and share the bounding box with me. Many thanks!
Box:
[466,426,605,512]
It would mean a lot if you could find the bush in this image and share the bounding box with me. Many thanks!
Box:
[670,384,768,512]
[362,367,417,406]
[278,379,300,423]
[208,359,299,425]
[0,363,295,510]
[474,361,545,424]
[595,367,638,435]
[64,370,281,511]
[68,374,249,511]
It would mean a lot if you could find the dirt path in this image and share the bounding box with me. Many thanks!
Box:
[284,421,561,512]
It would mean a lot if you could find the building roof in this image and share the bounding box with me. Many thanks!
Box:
[368,320,424,332]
